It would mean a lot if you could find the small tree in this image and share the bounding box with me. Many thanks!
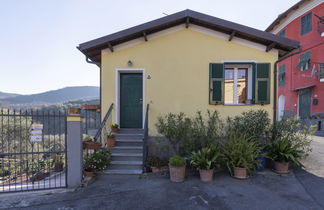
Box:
[155,113,192,156]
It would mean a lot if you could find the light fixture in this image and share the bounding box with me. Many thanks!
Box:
[127,60,133,66]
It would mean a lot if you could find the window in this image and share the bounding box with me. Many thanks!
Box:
[279,29,286,37]
[209,63,270,105]
[301,12,312,35]
[224,66,250,104]
[320,63,324,81]
[298,52,311,71]
[278,65,286,87]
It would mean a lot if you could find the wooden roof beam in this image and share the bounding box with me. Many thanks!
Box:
[107,43,114,52]
[266,42,276,52]
[228,31,236,41]
[143,32,148,42]
[185,17,190,28]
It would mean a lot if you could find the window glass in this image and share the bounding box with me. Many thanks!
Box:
[237,69,247,103]
[279,29,286,37]
[224,69,234,104]
[224,67,249,104]
[301,12,312,35]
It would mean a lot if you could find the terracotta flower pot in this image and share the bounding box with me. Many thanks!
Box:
[199,169,214,182]
[233,167,248,179]
[111,128,119,133]
[106,138,116,147]
[84,170,96,177]
[274,161,289,173]
[160,166,169,172]
[69,107,81,115]
[169,165,186,182]
[151,167,160,173]
[83,141,102,150]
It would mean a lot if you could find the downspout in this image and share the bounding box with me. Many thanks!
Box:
[273,47,301,124]
[85,56,102,122]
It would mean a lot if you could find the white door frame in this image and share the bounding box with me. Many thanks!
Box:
[115,68,145,128]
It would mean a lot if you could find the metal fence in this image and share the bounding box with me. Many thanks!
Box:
[0,109,67,193]
[81,108,101,137]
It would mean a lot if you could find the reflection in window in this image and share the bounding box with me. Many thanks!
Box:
[224,66,249,104]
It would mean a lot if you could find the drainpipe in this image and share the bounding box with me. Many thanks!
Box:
[273,47,301,124]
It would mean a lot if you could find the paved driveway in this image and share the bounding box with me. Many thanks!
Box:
[1,136,323,210]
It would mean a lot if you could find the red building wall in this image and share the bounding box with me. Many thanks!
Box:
[277,3,324,117]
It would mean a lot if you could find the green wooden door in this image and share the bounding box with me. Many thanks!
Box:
[299,89,311,119]
[120,73,143,128]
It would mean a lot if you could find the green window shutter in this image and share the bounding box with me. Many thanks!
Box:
[252,63,256,104]
[299,52,311,71]
[278,65,286,87]
[255,63,270,104]
[209,63,224,104]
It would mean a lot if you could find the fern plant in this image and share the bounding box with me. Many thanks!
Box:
[266,137,303,165]
[190,146,222,170]
[222,134,261,170]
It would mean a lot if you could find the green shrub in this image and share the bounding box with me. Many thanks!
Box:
[191,110,225,149]
[270,117,315,158]
[147,156,166,168]
[84,149,111,171]
[190,145,222,170]
[266,137,303,165]
[169,156,185,167]
[110,123,119,129]
[227,110,270,144]
[155,113,192,156]
[222,134,261,171]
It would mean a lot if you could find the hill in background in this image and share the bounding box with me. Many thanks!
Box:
[0,91,20,99]
[0,86,99,105]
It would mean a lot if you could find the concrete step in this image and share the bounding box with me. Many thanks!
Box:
[109,160,143,170]
[111,153,143,161]
[103,169,142,175]
[118,129,144,134]
[109,146,143,153]
[116,140,143,147]
[115,134,144,140]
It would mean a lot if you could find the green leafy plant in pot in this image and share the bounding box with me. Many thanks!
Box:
[147,156,164,173]
[169,156,186,182]
[190,145,221,182]
[52,154,64,172]
[266,137,303,174]
[84,149,111,177]
[110,123,119,133]
[106,133,116,147]
[222,134,261,179]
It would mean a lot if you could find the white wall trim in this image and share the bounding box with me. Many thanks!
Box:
[270,0,323,34]
[102,24,278,56]
[115,68,146,128]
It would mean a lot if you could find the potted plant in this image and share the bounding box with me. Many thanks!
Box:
[266,137,303,174]
[169,156,186,182]
[84,149,111,177]
[190,145,221,182]
[106,133,116,147]
[222,135,261,179]
[147,156,163,173]
[69,107,81,115]
[83,135,102,150]
[53,154,64,172]
[110,123,119,133]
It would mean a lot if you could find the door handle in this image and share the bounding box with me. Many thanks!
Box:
[139,98,143,104]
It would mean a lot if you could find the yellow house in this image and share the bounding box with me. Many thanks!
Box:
[78,10,299,174]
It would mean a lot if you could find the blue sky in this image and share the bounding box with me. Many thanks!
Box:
[0,0,299,94]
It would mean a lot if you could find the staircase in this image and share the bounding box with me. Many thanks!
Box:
[104,129,144,175]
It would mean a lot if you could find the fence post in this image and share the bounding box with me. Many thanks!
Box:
[66,114,83,188]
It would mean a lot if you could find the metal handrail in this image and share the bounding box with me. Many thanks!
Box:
[94,103,114,142]
[142,104,149,172]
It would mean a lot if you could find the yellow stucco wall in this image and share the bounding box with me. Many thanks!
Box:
[101,28,277,135]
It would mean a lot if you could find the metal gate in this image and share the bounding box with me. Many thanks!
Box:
[0,109,67,193]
